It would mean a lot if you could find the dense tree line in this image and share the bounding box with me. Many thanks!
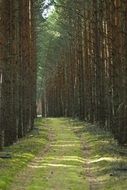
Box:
[41,0,127,144]
[0,0,37,149]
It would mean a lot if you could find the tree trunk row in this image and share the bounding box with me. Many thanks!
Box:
[0,0,37,149]
[42,0,127,145]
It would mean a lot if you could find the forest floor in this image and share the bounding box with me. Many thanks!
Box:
[1,118,127,190]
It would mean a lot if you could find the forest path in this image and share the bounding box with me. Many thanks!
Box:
[9,118,97,190]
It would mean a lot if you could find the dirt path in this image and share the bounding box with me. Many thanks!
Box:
[82,142,100,190]
[9,118,98,190]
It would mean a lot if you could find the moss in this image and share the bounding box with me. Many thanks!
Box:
[0,118,49,190]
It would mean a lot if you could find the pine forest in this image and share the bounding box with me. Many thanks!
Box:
[0,1,127,189]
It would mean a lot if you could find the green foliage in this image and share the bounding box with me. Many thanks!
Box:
[36,11,60,100]
[36,0,73,101]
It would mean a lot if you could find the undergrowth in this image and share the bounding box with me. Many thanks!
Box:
[71,119,127,190]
